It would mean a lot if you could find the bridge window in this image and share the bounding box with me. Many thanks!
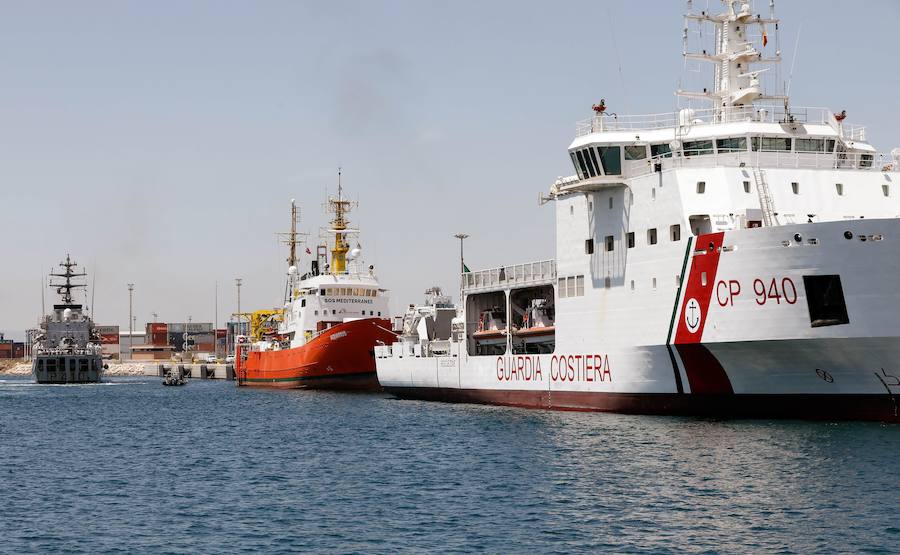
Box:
[582,149,596,177]
[624,145,647,160]
[587,148,601,176]
[796,138,825,152]
[670,224,681,242]
[576,276,584,296]
[683,140,713,157]
[627,232,635,248]
[647,228,658,245]
[860,154,874,168]
[597,146,621,175]
[716,137,747,152]
[651,143,672,158]
[575,150,589,178]
[570,152,579,177]
[585,239,594,255]
[826,139,836,152]
[605,235,614,251]
[752,137,792,152]
[558,278,567,298]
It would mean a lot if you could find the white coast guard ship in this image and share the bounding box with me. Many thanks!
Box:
[375,0,900,421]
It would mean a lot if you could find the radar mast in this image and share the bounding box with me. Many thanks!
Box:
[48,254,87,306]
[326,168,357,274]
[678,0,785,112]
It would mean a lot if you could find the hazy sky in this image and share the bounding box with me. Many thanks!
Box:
[2,0,898,340]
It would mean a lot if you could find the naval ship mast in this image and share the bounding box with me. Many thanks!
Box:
[49,254,87,307]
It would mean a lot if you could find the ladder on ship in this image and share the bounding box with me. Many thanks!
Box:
[752,168,777,227]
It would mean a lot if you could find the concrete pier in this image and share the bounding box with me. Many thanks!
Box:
[145,363,235,380]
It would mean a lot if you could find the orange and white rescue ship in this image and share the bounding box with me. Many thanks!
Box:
[236,180,395,390]
[375,1,900,421]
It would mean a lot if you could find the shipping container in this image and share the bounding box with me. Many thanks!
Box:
[147,323,167,334]
[99,333,120,344]
[167,322,213,334]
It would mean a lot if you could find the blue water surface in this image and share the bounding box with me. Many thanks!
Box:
[0,375,897,554]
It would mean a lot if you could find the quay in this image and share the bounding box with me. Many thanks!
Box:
[145,363,235,381]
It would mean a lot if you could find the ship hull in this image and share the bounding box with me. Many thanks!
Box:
[32,354,103,384]
[379,338,900,422]
[377,220,900,423]
[383,388,895,421]
[238,318,395,390]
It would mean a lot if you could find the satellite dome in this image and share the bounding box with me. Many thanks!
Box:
[62,308,73,321]
[288,265,298,275]
[348,247,361,260]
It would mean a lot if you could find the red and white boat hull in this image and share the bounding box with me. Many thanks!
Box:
[238,318,396,390]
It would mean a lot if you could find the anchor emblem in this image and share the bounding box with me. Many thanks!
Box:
[684,298,702,333]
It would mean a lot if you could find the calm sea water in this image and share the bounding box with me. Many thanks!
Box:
[0,375,897,554]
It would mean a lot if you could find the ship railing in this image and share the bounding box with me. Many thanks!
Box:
[837,123,867,142]
[575,105,847,136]
[615,150,893,178]
[556,150,896,194]
[462,260,556,293]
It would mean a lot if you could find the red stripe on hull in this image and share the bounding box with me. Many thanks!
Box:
[674,232,725,344]
[383,387,899,423]
[238,318,396,391]
[675,343,734,394]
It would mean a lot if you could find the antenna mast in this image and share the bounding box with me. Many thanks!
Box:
[48,254,87,305]
[277,199,307,269]
[326,167,357,275]
[678,0,784,113]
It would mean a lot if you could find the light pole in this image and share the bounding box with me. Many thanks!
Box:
[127,283,134,360]
[453,234,469,304]
[453,233,469,274]
[234,278,244,322]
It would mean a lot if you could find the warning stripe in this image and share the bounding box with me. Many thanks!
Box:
[674,232,725,344]
[672,232,734,395]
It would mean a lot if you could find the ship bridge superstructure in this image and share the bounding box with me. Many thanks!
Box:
[553,0,899,231]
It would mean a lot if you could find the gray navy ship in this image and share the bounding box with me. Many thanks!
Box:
[32,255,104,383]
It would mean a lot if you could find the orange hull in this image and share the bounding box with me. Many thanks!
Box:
[237,318,396,390]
